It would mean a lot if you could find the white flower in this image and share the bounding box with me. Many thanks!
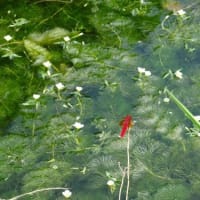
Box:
[33,94,40,100]
[64,36,70,42]
[62,189,72,198]
[137,67,146,73]
[107,180,115,186]
[56,82,65,90]
[176,9,186,16]
[72,122,84,129]
[137,67,151,76]
[4,35,12,41]
[76,86,83,92]
[144,70,151,76]
[42,61,52,68]
[174,70,183,79]
[163,97,170,103]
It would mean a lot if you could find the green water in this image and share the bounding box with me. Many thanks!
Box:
[0,0,200,199]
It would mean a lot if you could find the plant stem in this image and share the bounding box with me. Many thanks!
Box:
[126,128,130,200]
[118,170,126,200]
[77,96,83,116]
[118,162,126,200]
[7,187,69,200]
[32,122,35,136]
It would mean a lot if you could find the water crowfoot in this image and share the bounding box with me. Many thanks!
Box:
[76,86,83,92]
[174,69,183,79]
[4,35,13,41]
[137,67,151,77]
[72,122,84,129]
[33,94,40,100]
[62,189,72,198]
[55,82,65,90]
[107,179,116,193]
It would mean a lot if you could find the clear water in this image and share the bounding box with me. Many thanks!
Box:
[0,0,200,199]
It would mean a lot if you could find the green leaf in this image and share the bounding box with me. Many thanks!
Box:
[165,88,200,130]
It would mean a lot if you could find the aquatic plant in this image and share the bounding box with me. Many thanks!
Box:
[1,0,200,199]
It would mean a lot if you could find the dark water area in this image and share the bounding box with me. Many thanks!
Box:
[0,0,200,199]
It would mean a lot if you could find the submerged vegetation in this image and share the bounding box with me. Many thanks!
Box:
[0,0,200,199]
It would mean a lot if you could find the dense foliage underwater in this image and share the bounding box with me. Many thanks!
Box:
[0,0,200,199]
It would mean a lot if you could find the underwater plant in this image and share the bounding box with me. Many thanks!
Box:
[1,0,200,199]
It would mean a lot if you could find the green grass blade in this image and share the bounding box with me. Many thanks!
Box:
[165,88,200,130]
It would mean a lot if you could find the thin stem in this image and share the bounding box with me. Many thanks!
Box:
[126,128,130,200]
[52,143,55,160]
[32,122,35,136]
[118,162,126,200]
[77,96,83,116]
[32,102,39,136]
[7,187,69,200]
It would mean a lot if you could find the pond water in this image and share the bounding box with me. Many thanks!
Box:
[0,0,200,199]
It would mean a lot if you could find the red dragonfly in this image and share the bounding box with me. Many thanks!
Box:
[119,115,134,138]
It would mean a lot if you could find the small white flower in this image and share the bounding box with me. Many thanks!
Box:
[174,70,183,79]
[42,61,52,68]
[56,82,65,90]
[176,9,186,16]
[4,35,13,41]
[144,70,151,76]
[72,122,84,129]
[137,67,146,73]
[76,86,83,92]
[163,97,170,103]
[33,94,40,100]
[137,67,151,76]
[62,189,72,198]
[64,36,70,42]
[107,180,115,186]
